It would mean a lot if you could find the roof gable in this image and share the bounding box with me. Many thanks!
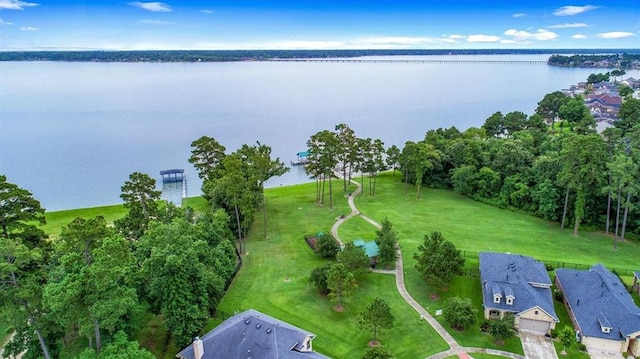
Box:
[556,264,640,341]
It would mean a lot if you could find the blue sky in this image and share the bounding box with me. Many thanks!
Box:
[0,0,638,50]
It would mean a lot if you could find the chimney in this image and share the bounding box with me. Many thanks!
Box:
[193,337,204,359]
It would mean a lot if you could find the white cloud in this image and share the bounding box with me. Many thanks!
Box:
[512,13,526,18]
[0,0,38,10]
[20,26,37,30]
[553,5,598,16]
[0,18,12,25]
[499,39,519,44]
[572,34,588,39]
[139,19,176,25]
[128,2,172,12]
[504,28,558,41]
[597,31,635,39]
[201,9,213,14]
[548,23,588,29]
[446,34,466,39]
[467,34,502,43]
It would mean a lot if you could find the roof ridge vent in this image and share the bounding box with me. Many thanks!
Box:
[256,324,261,329]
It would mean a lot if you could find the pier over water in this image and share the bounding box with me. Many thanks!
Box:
[269,59,548,65]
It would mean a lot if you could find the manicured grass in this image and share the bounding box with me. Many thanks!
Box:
[424,276,523,355]
[37,172,640,358]
[356,173,640,270]
[352,172,640,354]
[216,182,448,358]
[42,197,207,239]
[42,204,127,238]
[182,196,210,212]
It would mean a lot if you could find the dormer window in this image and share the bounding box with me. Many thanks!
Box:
[597,313,612,334]
[506,296,514,305]
[493,294,502,304]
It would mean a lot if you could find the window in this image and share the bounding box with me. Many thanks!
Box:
[489,310,500,318]
[493,295,501,304]
[535,310,539,315]
[506,297,513,305]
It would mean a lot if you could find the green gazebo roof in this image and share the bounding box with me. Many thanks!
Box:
[353,239,379,258]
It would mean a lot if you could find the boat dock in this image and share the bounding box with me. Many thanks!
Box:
[160,169,184,183]
[160,169,187,204]
[291,151,309,166]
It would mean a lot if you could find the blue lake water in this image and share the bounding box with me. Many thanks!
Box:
[1,55,637,211]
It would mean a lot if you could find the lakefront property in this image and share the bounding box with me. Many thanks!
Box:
[3,55,640,359]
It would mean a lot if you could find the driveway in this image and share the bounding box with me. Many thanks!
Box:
[519,330,558,359]
[586,348,625,359]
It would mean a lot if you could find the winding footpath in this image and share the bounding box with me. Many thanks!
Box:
[331,177,526,359]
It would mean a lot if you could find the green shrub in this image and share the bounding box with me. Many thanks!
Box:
[554,289,564,302]
[545,263,554,271]
[315,234,340,258]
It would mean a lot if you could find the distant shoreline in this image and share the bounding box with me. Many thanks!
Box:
[1,48,639,63]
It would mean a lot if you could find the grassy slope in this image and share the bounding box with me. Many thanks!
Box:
[216,182,448,359]
[349,172,640,354]
[42,204,127,238]
[356,173,640,268]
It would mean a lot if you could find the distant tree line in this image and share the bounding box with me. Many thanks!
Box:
[548,53,640,69]
[2,48,639,62]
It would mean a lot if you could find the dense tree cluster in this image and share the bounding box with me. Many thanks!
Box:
[393,85,640,240]
[0,49,610,63]
[189,136,288,250]
[0,167,241,357]
[306,124,394,208]
[548,53,640,69]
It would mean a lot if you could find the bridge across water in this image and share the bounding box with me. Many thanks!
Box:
[268,58,548,65]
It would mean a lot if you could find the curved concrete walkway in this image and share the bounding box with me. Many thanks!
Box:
[331,177,525,359]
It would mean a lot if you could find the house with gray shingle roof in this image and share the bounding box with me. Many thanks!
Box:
[479,252,558,333]
[176,309,329,359]
[555,264,640,356]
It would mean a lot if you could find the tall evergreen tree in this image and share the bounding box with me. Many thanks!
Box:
[414,231,464,289]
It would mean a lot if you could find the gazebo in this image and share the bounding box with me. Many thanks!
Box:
[353,239,379,258]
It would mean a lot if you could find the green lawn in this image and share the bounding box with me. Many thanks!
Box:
[355,173,640,270]
[42,204,127,238]
[35,172,640,358]
[216,182,448,359]
[346,172,640,355]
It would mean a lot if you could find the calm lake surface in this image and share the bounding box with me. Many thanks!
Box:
[2,55,638,211]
